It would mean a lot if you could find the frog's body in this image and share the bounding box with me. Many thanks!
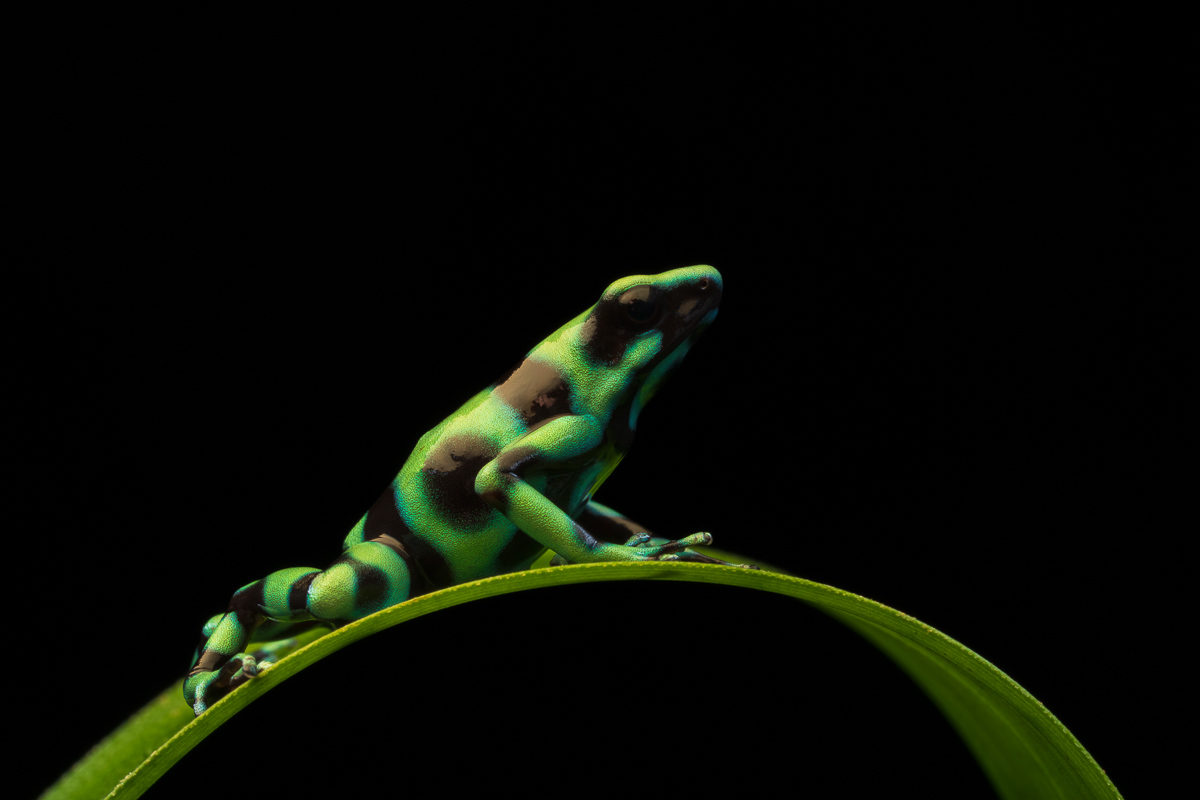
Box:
[185,265,732,714]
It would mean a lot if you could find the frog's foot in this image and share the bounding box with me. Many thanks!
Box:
[624,531,714,560]
[186,652,271,715]
[625,531,759,568]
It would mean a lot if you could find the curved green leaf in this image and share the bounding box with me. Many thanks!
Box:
[40,561,1121,800]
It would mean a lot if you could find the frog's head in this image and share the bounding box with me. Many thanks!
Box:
[581,265,722,417]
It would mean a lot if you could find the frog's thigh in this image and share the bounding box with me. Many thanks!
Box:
[307,540,411,622]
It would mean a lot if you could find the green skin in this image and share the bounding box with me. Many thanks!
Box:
[186,265,740,714]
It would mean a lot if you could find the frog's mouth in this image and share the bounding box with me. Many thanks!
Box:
[660,275,721,352]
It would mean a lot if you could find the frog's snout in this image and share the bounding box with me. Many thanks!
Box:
[675,265,722,327]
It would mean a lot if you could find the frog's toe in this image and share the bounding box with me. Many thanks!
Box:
[188,653,265,715]
[677,532,714,548]
[187,671,223,715]
[617,531,709,562]
[241,654,261,677]
[646,532,713,556]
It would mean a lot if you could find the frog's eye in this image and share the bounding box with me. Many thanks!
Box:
[617,286,661,326]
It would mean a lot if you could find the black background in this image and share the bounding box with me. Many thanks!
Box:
[10,9,1181,799]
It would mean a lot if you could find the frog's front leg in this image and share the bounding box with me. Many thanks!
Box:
[475,416,718,565]
[185,537,411,714]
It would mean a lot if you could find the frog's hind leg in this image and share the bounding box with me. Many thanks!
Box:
[575,501,748,566]
[185,537,411,714]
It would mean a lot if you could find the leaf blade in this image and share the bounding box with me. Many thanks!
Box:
[40,562,1121,800]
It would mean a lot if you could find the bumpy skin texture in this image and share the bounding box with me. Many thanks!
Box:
[186,266,732,714]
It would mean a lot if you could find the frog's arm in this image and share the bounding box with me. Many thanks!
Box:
[475,414,713,563]
[184,535,410,714]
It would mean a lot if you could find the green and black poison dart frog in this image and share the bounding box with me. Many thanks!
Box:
[186,265,745,714]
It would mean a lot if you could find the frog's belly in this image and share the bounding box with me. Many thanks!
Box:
[395,471,555,583]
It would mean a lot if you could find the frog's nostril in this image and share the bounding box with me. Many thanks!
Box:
[698,277,711,291]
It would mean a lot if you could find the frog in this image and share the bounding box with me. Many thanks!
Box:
[185,264,743,715]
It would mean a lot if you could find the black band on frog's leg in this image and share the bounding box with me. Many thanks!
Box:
[188,567,320,679]
[362,486,451,596]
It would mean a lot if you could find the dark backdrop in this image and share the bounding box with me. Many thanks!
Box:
[10,10,1179,799]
